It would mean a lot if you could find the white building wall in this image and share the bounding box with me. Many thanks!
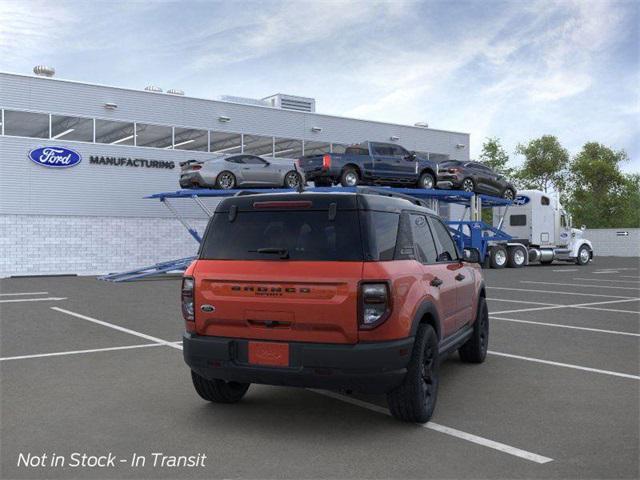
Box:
[0,215,208,277]
[584,228,640,258]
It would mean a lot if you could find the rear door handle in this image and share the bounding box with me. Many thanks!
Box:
[455,273,465,281]
[430,277,443,287]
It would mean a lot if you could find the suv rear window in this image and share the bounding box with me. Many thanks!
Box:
[200,211,363,261]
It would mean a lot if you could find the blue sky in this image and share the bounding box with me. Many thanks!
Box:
[1,0,638,171]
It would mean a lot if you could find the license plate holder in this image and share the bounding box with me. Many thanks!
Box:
[248,341,290,367]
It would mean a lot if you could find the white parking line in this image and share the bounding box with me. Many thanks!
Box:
[51,307,182,350]
[521,281,640,291]
[0,343,163,362]
[488,351,640,380]
[488,298,558,306]
[489,286,636,299]
[0,297,67,303]
[0,291,49,296]
[552,269,578,272]
[573,278,640,284]
[620,275,640,279]
[491,316,640,337]
[309,389,553,464]
[491,297,640,315]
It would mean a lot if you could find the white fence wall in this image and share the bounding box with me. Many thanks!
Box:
[0,215,208,277]
[585,228,640,257]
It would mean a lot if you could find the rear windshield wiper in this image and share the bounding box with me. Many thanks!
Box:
[249,247,290,259]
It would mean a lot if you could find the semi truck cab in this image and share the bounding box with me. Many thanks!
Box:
[493,190,593,266]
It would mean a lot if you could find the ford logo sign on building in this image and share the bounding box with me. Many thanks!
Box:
[28,146,82,168]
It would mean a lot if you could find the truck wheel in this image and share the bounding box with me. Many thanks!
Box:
[507,246,526,268]
[489,245,507,269]
[387,324,439,423]
[576,245,591,265]
[459,297,489,363]
[340,168,359,187]
[418,172,435,189]
[191,371,250,403]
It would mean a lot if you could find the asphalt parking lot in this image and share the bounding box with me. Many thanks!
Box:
[1,257,639,479]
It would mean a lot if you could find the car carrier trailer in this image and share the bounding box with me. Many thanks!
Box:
[98,186,592,282]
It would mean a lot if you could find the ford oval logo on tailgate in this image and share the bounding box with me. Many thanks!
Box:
[28,146,82,168]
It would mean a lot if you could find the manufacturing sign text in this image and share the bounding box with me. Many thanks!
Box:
[29,147,82,168]
[89,156,175,169]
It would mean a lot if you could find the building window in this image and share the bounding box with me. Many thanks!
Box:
[3,110,49,138]
[173,127,208,151]
[331,143,347,154]
[51,115,93,142]
[303,141,331,156]
[273,138,303,158]
[244,134,274,156]
[210,132,242,154]
[135,123,172,149]
[95,119,135,145]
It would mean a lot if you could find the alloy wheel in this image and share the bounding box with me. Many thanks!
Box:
[285,172,300,188]
[503,189,515,200]
[218,173,235,189]
[462,179,474,192]
[344,172,358,186]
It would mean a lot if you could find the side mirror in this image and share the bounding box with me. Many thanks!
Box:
[462,248,481,264]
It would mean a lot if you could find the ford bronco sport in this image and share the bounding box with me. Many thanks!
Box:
[182,189,488,423]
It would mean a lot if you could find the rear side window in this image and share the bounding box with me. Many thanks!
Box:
[510,214,527,226]
[409,214,438,263]
[200,210,363,261]
[361,211,400,261]
[428,218,459,262]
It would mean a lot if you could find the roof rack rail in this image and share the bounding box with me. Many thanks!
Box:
[354,186,431,208]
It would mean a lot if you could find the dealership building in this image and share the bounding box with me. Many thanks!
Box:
[0,69,470,277]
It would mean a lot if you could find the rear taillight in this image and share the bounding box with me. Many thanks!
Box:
[359,282,391,329]
[448,167,459,173]
[191,165,202,171]
[322,154,331,169]
[182,276,194,321]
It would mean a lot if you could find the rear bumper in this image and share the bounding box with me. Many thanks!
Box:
[183,332,414,394]
[179,172,208,188]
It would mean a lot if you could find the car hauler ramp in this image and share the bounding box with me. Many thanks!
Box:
[98,187,512,282]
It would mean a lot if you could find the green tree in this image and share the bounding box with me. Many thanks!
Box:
[566,143,639,228]
[515,135,569,193]
[479,137,514,177]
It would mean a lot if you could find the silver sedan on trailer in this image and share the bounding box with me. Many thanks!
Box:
[179,154,304,190]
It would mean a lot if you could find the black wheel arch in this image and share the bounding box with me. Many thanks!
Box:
[419,167,436,179]
[342,163,362,176]
[409,300,442,340]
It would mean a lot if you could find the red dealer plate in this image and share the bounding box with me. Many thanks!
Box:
[248,341,290,367]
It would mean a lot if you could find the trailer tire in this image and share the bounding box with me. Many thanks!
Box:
[489,245,507,269]
[507,245,527,268]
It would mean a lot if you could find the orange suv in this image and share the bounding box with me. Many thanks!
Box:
[182,189,488,423]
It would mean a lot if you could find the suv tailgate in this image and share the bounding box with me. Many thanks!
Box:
[193,260,362,344]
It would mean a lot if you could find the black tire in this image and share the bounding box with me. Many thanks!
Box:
[507,245,526,268]
[489,245,507,269]
[418,172,435,190]
[191,370,250,403]
[502,188,516,201]
[340,167,359,187]
[283,170,302,189]
[216,171,236,190]
[459,297,489,363]
[576,245,591,265]
[461,177,475,192]
[387,324,439,423]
